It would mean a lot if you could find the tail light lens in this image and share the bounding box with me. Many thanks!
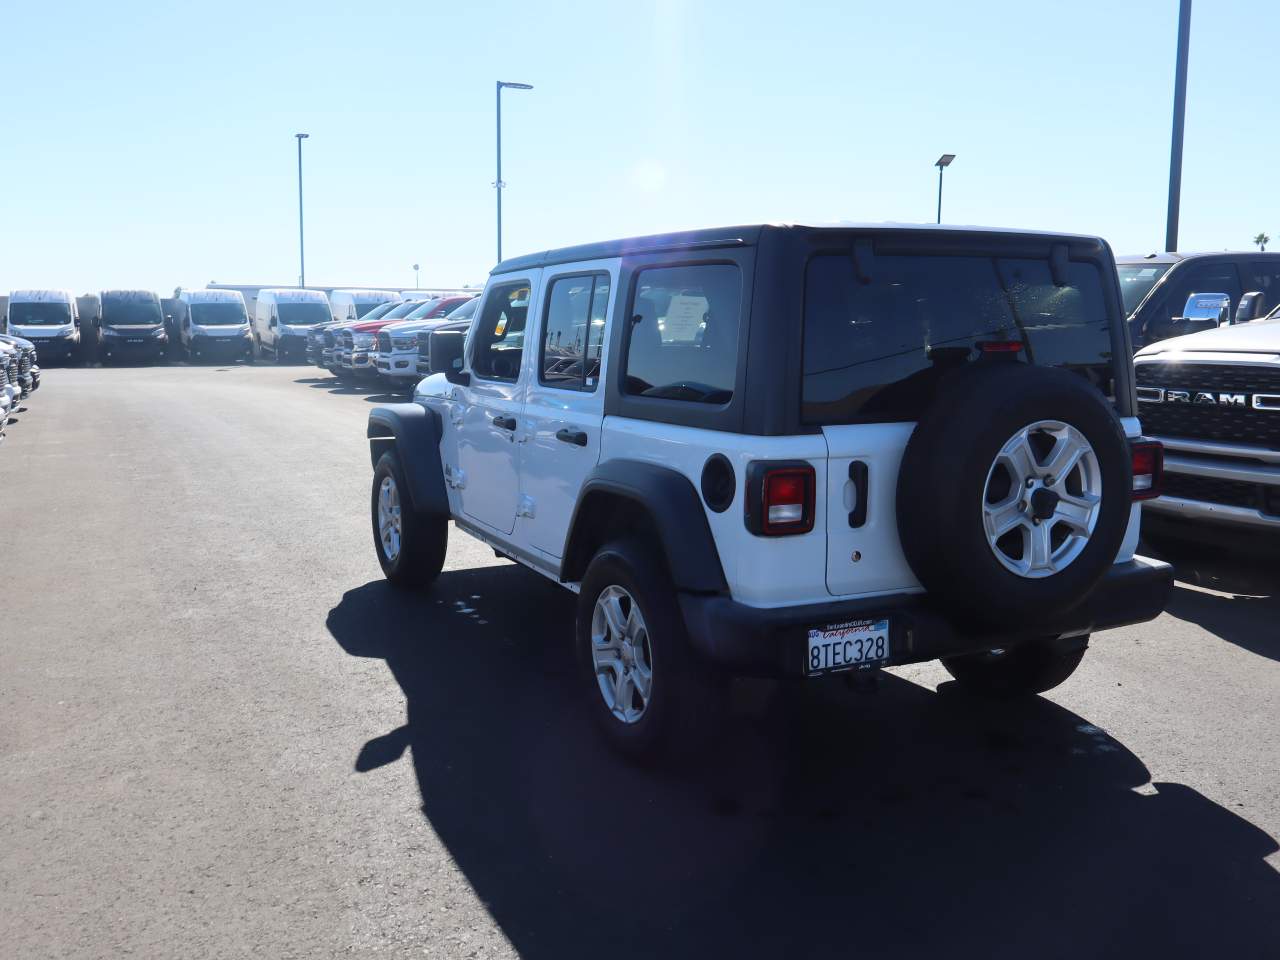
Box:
[746,462,815,536]
[1131,439,1164,501]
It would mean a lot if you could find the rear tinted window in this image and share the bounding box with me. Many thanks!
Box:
[802,254,1114,423]
[623,263,741,405]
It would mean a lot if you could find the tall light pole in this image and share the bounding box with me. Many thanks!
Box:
[295,133,310,287]
[495,81,533,264]
[935,153,955,224]
[413,263,420,289]
[1165,0,1192,252]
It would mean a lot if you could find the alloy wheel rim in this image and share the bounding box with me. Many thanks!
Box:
[589,585,653,724]
[981,419,1102,579]
[378,475,402,562]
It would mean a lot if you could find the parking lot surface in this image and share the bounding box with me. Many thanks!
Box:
[2,365,1278,959]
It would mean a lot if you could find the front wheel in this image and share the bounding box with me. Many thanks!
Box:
[576,540,725,763]
[941,638,1087,699]
[371,451,447,587]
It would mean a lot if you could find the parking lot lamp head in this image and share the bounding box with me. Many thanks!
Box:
[935,153,956,224]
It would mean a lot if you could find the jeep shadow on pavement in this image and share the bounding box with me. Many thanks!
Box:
[362,223,1174,764]
[328,571,1280,959]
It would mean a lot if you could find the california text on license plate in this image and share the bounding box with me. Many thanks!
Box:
[806,618,890,676]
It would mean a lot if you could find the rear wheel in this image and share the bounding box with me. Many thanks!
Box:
[371,451,447,587]
[941,638,1087,699]
[576,540,725,763]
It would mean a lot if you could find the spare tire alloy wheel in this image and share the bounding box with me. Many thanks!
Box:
[982,420,1102,579]
[590,585,653,724]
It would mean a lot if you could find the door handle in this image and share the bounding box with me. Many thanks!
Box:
[492,415,517,430]
[556,428,588,447]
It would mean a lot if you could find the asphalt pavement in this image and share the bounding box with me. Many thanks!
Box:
[2,364,1278,959]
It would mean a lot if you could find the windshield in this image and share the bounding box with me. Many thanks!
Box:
[190,303,247,326]
[8,302,72,325]
[383,300,427,320]
[101,295,162,326]
[355,300,395,319]
[446,298,479,321]
[404,299,444,320]
[1116,263,1172,316]
[277,303,331,325]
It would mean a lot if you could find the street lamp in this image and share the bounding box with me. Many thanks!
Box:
[495,80,533,263]
[413,263,420,289]
[295,133,310,287]
[935,153,955,224]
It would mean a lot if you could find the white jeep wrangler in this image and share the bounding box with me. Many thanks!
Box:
[366,224,1173,761]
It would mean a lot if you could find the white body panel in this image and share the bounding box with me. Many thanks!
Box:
[520,258,619,558]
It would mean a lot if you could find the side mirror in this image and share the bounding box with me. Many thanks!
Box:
[1177,292,1231,333]
[269,317,278,328]
[1234,291,1265,323]
[430,328,469,384]
[74,317,81,328]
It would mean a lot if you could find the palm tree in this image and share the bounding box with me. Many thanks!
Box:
[1254,232,1270,251]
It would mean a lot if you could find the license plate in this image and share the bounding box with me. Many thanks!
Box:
[126,338,146,344]
[806,618,890,676]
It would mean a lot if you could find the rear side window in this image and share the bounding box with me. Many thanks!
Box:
[802,254,1114,423]
[470,280,531,382]
[623,263,741,404]
[540,273,609,391]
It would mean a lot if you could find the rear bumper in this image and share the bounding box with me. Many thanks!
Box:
[678,556,1173,678]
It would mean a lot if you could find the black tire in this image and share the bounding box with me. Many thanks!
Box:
[897,363,1132,628]
[942,638,1088,699]
[371,451,447,588]
[575,540,726,764]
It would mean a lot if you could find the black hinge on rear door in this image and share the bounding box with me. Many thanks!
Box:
[848,461,868,528]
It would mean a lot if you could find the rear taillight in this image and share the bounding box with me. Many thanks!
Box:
[1131,439,1164,501]
[746,462,815,536]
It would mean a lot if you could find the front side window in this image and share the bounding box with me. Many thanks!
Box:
[540,273,609,391]
[355,300,393,319]
[470,280,531,382]
[8,302,71,325]
[623,263,741,404]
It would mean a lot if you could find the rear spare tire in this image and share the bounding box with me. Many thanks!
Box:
[897,363,1131,627]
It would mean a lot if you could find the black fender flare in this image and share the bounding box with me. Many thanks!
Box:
[366,404,449,516]
[561,460,728,594]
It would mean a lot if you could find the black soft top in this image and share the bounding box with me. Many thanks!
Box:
[491,223,1109,276]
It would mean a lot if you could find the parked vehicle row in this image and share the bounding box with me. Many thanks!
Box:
[0,331,42,445]
[1,286,479,371]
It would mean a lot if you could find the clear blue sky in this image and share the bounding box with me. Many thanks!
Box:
[2,0,1276,295]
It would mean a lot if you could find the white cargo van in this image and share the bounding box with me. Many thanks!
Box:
[4,289,81,363]
[329,290,401,323]
[176,289,252,362]
[252,288,332,362]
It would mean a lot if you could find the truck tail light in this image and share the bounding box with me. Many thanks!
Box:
[1131,440,1163,501]
[746,462,815,536]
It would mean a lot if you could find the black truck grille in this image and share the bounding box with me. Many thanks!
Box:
[1135,362,1280,450]
[1162,473,1262,510]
